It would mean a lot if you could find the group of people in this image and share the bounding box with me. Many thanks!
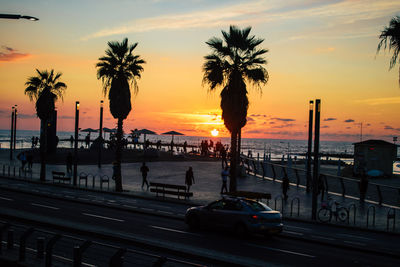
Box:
[17,151,33,171]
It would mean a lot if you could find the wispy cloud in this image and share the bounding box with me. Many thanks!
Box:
[272,117,296,122]
[355,97,400,106]
[0,46,30,62]
[344,119,354,123]
[324,118,337,121]
[82,0,400,40]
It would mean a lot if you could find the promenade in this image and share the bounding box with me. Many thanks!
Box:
[0,150,399,234]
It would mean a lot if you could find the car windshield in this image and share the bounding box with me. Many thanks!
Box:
[244,200,272,212]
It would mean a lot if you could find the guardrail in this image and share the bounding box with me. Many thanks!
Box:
[0,220,204,267]
[241,155,400,208]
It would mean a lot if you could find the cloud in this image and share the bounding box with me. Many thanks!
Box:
[314,47,336,53]
[82,0,400,40]
[271,123,295,129]
[321,125,329,128]
[0,46,30,62]
[324,118,336,121]
[272,117,295,122]
[355,97,400,106]
[346,126,351,129]
[250,114,267,118]
[18,113,37,119]
[384,125,394,130]
[246,117,255,122]
[344,119,354,123]
[59,115,74,119]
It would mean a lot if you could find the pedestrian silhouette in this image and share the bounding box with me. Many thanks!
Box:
[318,175,326,202]
[66,152,73,174]
[185,167,195,192]
[282,175,289,200]
[140,162,150,190]
[220,166,229,194]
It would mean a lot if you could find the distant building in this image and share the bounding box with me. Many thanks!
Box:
[353,139,397,177]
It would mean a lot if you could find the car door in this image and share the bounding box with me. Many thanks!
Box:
[201,200,225,228]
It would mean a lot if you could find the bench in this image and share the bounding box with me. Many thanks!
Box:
[224,191,271,203]
[52,171,71,184]
[79,172,88,187]
[149,182,193,200]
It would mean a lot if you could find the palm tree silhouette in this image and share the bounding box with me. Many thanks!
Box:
[377,16,400,85]
[203,26,269,191]
[25,69,67,181]
[96,38,145,192]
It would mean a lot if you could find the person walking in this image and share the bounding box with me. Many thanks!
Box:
[17,151,27,171]
[66,152,73,174]
[221,147,228,169]
[220,166,229,194]
[140,162,150,190]
[282,175,289,200]
[359,175,369,203]
[185,166,195,192]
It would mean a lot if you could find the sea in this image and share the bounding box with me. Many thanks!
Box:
[0,129,399,174]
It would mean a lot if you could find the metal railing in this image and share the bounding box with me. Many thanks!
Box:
[0,220,204,267]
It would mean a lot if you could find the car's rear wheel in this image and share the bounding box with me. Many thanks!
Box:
[234,223,247,238]
[187,215,200,231]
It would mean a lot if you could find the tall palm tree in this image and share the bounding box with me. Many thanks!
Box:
[25,69,67,181]
[203,25,269,191]
[377,16,400,85]
[96,38,145,192]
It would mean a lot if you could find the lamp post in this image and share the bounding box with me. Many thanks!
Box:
[98,100,104,168]
[10,107,15,160]
[13,105,17,150]
[73,101,80,186]
[306,101,313,193]
[311,99,321,220]
[0,14,39,21]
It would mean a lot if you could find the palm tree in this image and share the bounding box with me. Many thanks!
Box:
[377,16,400,85]
[203,25,269,191]
[25,69,67,181]
[96,38,145,192]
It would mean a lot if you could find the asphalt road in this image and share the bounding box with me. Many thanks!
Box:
[1,188,399,266]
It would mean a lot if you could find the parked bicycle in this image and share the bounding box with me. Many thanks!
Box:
[318,197,348,223]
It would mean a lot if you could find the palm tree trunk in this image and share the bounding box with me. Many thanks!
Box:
[115,118,123,192]
[229,128,238,192]
[237,129,241,161]
[39,119,47,182]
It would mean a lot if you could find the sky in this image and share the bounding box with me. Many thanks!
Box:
[0,0,400,142]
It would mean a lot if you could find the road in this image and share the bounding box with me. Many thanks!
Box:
[1,188,399,266]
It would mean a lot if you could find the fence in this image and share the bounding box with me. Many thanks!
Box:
[241,155,400,208]
[0,220,204,267]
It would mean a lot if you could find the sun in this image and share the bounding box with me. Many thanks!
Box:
[211,129,219,137]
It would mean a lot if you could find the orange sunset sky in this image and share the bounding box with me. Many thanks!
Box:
[1,0,400,142]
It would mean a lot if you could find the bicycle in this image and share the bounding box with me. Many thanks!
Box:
[317,198,348,223]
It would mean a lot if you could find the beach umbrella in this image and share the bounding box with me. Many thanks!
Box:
[162,130,184,142]
[81,128,98,137]
[138,129,157,146]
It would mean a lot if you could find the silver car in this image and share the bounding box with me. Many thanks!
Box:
[185,197,283,236]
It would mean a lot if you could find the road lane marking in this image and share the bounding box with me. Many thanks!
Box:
[310,235,335,241]
[285,225,311,231]
[31,203,60,210]
[344,240,366,246]
[140,207,154,211]
[150,225,200,236]
[0,196,13,201]
[151,204,172,209]
[338,234,373,241]
[158,211,173,215]
[82,213,124,222]
[282,230,304,236]
[246,243,316,258]
[123,204,138,209]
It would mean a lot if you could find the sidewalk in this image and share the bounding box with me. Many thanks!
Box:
[1,158,399,233]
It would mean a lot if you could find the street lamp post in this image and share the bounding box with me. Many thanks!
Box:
[98,100,104,168]
[311,99,321,220]
[306,101,313,193]
[0,14,39,21]
[13,105,17,150]
[10,107,15,160]
[73,101,80,186]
